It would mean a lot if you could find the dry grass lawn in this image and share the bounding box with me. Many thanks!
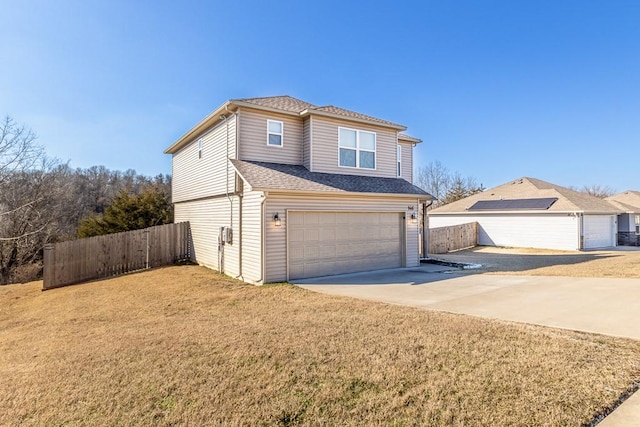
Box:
[1,266,640,426]
[434,246,640,278]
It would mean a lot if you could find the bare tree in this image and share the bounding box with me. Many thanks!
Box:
[0,158,65,284]
[579,184,616,199]
[414,161,451,205]
[414,161,483,207]
[0,116,44,185]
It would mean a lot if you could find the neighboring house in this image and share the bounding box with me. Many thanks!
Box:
[428,177,620,251]
[164,96,431,283]
[606,191,640,246]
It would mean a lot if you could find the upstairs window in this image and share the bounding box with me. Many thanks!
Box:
[339,127,376,169]
[397,145,402,177]
[267,120,283,147]
[198,138,203,159]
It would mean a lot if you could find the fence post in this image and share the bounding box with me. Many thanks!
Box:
[43,244,55,290]
[144,229,150,269]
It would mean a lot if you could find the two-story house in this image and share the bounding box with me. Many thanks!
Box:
[164,96,431,283]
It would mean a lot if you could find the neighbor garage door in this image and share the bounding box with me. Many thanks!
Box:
[288,211,403,280]
[583,215,616,249]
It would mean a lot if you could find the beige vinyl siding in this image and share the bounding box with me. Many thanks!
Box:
[237,108,303,164]
[240,191,264,282]
[399,141,413,183]
[311,116,397,178]
[172,115,237,203]
[303,117,311,170]
[174,196,240,276]
[429,213,579,251]
[264,193,420,282]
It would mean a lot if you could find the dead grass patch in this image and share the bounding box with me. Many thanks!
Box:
[436,246,640,278]
[1,265,639,426]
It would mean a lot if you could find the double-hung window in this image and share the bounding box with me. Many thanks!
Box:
[635,215,640,234]
[267,120,283,147]
[339,127,376,169]
[397,145,402,177]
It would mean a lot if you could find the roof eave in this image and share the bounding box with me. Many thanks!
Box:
[398,135,422,144]
[164,100,234,154]
[230,100,303,117]
[300,109,407,131]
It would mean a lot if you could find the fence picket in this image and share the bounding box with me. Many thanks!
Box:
[42,222,192,290]
[428,222,477,254]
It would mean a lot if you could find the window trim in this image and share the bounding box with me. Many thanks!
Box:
[267,119,284,147]
[198,138,203,159]
[338,126,376,170]
[635,214,640,234]
[397,145,402,177]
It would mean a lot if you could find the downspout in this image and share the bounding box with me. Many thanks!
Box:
[232,110,243,281]
[259,191,268,284]
[423,199,434,259]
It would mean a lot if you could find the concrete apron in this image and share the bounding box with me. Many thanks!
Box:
[294,267,640,427]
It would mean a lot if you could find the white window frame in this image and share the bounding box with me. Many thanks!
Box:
[267,119,283,147]
[635,215,640,234]
[198,138,203,159]
[338,127,376,170]
[397,145,402,177]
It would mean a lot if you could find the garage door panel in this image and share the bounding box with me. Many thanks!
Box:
[319,228,336,241]
[289,229,305,243]
[319,244,336,258]
[318,212,336,224]
[288,211,403,280]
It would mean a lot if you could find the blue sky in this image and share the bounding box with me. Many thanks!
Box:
[1,1,638,191]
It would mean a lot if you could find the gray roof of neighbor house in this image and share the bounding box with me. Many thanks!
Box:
[230,159,432,198]
[165,95,420,154]
[429,177,621,214]
[606,191,640,212]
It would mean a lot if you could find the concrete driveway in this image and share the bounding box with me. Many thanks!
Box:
[293,265,640,340]
[294,265,640,426]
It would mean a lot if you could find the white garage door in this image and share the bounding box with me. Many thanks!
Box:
[584,215,616,249]
[288,211,403,280]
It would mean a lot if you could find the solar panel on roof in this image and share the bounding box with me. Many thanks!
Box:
[467,197,558,211]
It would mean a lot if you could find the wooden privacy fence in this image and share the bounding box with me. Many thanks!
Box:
[43,222,192,290]
[428,222,477,254]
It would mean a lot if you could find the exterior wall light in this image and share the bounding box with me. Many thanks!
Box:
[273,213,281,227]
[410,213,417,224]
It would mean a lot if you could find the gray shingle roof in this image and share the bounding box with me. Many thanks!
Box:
[311,105,404,128]
[430,177,620,214]
[232,95,316,113]
[232,96,406,129]
[230,159,431,197]
[606,191,640,211]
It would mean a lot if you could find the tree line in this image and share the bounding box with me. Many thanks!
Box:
[0,116,172,285]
